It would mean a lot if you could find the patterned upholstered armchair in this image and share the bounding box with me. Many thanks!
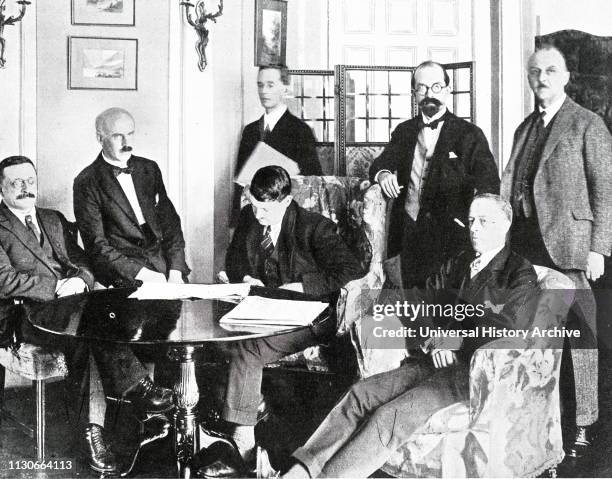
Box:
[354,265,573,478]
[240,177,388,372]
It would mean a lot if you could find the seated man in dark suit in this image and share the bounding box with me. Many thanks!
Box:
[282,194,538,479]
[204,166,364,477]
[236,65,323,176]
[73,107,190,287]
[0,156,174,473]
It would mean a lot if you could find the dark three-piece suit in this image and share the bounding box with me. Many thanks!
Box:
[369,112,500,287]
[73,154,190,287]
[0,202,147,395]
[222,201,364,425]
[292,246,537,478]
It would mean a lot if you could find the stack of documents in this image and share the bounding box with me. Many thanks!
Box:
[220,296,328,327]
[128,283,251,300]
[234,142,300,186]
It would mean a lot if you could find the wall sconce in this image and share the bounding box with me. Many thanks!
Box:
[180,0,223,72]
[0,0,30,68]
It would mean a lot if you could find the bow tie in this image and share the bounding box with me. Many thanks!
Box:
[418,117,444,130]
[111,165,134,176]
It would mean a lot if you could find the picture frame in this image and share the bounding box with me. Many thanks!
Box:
[68,36,138,90]
[254,0,287,66]
[71,0,135,26]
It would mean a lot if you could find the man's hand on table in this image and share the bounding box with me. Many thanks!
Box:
[55,277,88,297]
[242,275,265,287]
[136,267,167,283]
[168,269,184,284]
[279,282,304,293]
[431,349,457,369]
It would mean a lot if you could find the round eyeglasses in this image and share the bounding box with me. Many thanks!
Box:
[413,82,446,95]
[7,177,36,190]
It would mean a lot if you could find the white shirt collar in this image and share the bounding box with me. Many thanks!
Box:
[263,104,288,132]
[538,93,566,127]
[421,106,447,125]
[101,150,130,169]
[470,244,505,278]
[5,203,37,227]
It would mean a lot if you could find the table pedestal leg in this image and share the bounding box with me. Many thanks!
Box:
[169,346,200,478]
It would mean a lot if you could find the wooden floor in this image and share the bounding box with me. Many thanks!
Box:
[0,350,610,478]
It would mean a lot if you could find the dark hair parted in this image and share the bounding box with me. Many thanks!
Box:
[411,61,450,89]
[258,65,290,85]
[0,156,36,181]
[250,166,292,202]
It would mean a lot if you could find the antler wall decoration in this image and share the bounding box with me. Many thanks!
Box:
[0,0,30,68]
[179,0,223,72]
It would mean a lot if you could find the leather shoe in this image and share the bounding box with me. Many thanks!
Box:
[124,376,175,413]
[84,423,117,473]
[256,399,272,423]
[193,441,248,478]
[567,425,593,458]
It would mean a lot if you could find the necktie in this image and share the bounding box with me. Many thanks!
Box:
[260,226,274,257]
[111,165,134,177]
[25,215,41,245]
[263,124,271,141]
[469,254,482,278]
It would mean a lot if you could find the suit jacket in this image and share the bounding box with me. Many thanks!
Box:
[73,153,190,287]
[369,112,499,276]
[501,97,612,270]
[226,201,364,298]
[420,246,538,359]
[236,110,323,176]
[0,202,94,323]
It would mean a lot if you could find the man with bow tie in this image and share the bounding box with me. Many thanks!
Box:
[369,61,499,289]
[282,194,538,479]
[73,107,190,287]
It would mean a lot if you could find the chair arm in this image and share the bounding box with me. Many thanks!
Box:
[336,262,385,336]
[468,345,564,476]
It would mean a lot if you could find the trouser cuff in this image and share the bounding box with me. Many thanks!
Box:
[292,447,323,479]
[222,404,258,426]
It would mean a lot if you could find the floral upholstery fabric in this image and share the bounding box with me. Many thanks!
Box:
[345,146,385,179]
[360,266,574,477]
[0,343,68,381]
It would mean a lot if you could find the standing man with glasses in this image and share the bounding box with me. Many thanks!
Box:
[501,45,612,457]
[369,61,499,289]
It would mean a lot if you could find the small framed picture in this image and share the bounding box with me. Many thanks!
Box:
[68,36,138,90]
[71,0,135,26]
[254,0,287,66]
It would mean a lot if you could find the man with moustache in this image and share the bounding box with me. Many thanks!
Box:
[0,156,175,473]
[281,194,538,479]
[501,45,612,456]
[369,61,499,289]
[236,65,322,176]
[73,107,190,287]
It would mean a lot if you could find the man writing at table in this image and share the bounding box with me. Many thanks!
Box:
[206,165,364,477]
[0,156,175,473]
[73,107,190,287]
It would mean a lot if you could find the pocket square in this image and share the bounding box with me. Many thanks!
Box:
[449,152,458,159]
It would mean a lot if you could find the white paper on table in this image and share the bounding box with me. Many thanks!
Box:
[128,282,251,300]
[220,296,328,326]
[234,142,300,186]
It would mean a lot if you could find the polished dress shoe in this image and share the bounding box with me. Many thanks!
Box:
[193,441,248,478]
[123,376,175,413]
[84,423,117,473]
[120,414,171,477]
[567,426,593,458]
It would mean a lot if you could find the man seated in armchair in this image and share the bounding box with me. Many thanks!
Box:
[206,165,364,477]
[282,193,539,479]
[0,156,175,473]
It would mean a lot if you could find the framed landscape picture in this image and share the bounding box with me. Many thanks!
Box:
[254,0,287,66]
[71,0,135,26]
[68,36,138,90]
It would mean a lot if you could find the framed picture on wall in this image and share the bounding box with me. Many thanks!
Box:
[254,0,287,66]
[71,0,136,26]
[68,36,138,90]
